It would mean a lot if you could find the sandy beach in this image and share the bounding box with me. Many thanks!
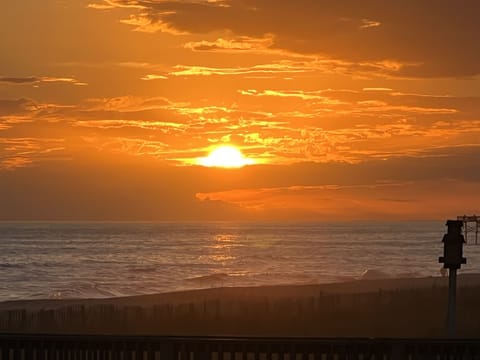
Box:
[1,274,480,338]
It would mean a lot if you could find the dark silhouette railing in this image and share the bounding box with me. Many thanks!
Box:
[1,334,480,360]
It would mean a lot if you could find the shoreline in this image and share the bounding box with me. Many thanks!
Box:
[0,274,455,310]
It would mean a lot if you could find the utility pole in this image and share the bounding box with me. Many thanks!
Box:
[439,220,466,337]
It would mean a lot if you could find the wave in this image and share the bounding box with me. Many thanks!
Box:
[185,273,231,284]
[360,269,391,280]
[359,269,422,280]
[128,265,157,273]
[0,263,24,269]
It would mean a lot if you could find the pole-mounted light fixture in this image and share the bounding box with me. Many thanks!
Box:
[439,220,466,337]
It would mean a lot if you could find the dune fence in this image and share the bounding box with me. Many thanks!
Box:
[1,284,480,338]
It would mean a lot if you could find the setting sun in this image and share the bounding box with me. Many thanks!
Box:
[198,146,254,168]
[2,0,480,221]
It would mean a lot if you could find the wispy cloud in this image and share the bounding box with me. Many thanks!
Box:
[84,96,170,112]
[75,119,184,131]
[362,87,393,92]
[165,58,410,79]
[169,62,317,77]
[2,87,480,169]
[360,18,381,29]
[185,35,275,52]
[0,137,67,170]
[87,0,144,10]
[95,0,480,78]
[119,13,184,34]
[0,77,38,84]
[238,89,338,102]
[141,74,168,81]
[0,76,87,86]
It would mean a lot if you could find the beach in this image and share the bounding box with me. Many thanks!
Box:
[1,274,480,338]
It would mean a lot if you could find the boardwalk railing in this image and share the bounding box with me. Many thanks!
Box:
[1,334,480,360]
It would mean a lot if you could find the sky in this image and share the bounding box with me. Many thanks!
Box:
[1,0,480,221]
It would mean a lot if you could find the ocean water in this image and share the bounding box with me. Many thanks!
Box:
[1,221,479,301]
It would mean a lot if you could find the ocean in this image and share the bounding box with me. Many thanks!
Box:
[1,221,479,301]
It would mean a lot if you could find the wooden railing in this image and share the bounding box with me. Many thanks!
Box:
[1,334,479,360]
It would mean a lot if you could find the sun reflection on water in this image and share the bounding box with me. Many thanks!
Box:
[210,255,236,262]
[207,233,240,263]
[214,234,237,242]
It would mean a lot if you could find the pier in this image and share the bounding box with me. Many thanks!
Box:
[1,333,480,360]
[457,215,480,244]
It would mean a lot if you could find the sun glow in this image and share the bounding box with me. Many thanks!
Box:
[198,145,255,168]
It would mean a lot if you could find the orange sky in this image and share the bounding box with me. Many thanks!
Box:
[1,0,480,220]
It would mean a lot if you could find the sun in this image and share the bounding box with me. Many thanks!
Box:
[198,145,254,168]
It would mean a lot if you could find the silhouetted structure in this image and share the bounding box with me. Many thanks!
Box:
[439,220,466,337]
[457,215,480,244]
[1,334,480,360]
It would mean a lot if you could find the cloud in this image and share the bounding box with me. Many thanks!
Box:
[238,89,341,102]
[88,0,143,10]
[87,3,117,10]
[83,95,171,112]
[1,146,480,220]
[120,14,184,34]
[0,76,87,86]
[164,58,393,78]
[185,35,274,52]
[141,74,168,80]
[0,77,38,84]
[161,57,405,80]
[362,88,393,92]
[0,99,37,115]
[0,137,67,170]
[74,119,184,131]
[195,179,480,220]
[2,87,480,170]
[98,0,480,78]
[360,19,381,29]
[191,145,480,219]
[168,62,316,77]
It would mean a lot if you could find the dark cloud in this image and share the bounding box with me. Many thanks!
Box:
[0,98,37,115]
[0,76,85,85]
[0,77,38,84]
[112,0,480,78]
